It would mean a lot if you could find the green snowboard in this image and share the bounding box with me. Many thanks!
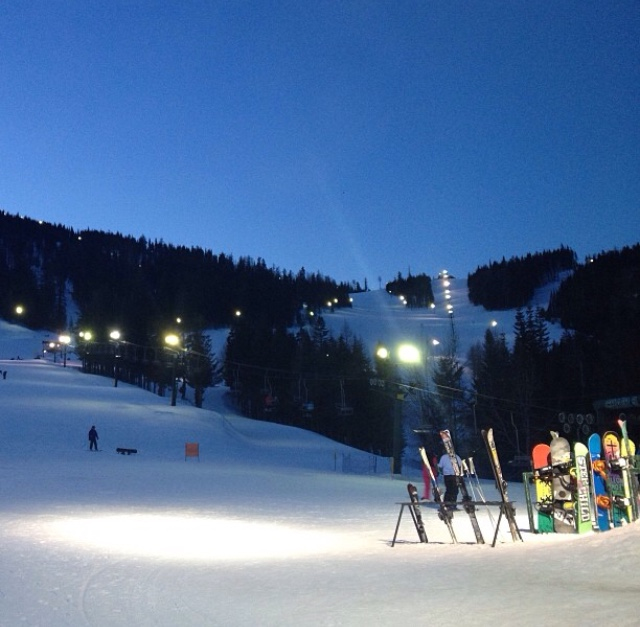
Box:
[573,442,594,533]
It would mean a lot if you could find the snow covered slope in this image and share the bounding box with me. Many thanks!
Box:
[322,274,564,363]
[1,318,639,625]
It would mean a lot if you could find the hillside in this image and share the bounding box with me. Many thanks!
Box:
[322,273,564,361]
[1,335,640,625]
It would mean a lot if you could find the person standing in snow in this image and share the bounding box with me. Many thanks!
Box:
[88,425,99,451]
[438,450,461,507]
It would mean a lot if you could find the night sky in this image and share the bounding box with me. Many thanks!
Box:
[1,2,638,284]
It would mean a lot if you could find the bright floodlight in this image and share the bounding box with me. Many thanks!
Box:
[165,334,180,347]
[376,346,390,360]
[109,330,121,341]
[15,305,24,315]
[59,334,71,345]
[398,344,420,363]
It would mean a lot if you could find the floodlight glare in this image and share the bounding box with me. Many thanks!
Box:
[397,344,420,363]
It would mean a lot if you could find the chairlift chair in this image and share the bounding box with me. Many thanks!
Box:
[263,373,279,413]
[336,378,353,417]
[298,377,315,418]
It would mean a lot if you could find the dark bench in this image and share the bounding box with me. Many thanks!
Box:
[116,447,138,455]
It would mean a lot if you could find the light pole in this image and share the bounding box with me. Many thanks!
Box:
[165,333,181,407]
[110,330,121,387]
[78,331,92,371]
[59,334,71,367]
[375,342,421,475]
[43,341,58,362]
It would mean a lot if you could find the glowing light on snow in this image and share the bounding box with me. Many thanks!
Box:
[43,513,345,562]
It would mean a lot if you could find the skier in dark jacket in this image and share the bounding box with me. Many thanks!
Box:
[88,425,99,451]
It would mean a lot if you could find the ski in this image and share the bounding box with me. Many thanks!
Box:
[481,428,522,543]
[439,430,485,544]
[419,447,457,543]
[406,483,428,543]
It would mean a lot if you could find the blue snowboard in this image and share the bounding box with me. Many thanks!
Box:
[588,433,610,531]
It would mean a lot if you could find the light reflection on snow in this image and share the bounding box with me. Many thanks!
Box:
[46,513,344,561]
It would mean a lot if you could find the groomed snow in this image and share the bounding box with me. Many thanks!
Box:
[1,279,638,626]
[1,356,639,626]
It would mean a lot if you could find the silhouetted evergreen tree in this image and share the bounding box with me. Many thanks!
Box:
[385,272,434,308]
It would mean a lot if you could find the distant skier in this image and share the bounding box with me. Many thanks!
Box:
[88,425,99,451]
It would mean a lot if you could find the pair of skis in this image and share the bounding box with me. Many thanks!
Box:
[439,430,485,544]
[419,447,457,543]
[481,428,523,544]
[414,430,520,545]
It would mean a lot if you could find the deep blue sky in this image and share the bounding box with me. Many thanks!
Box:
[1,2,638,284]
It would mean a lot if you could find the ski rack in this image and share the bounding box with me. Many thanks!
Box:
[391,499,516,546]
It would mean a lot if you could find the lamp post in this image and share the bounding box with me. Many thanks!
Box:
[165,333,181,407]
[43,340,58,362]
[78,331,92,371]
[59,334,71,367]
[110,330,121,387]
[375,342,421,475]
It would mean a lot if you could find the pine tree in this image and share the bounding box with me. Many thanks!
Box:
[431,315,469,445]
[185,330,220,408]
[469,328,517,454]
[512,306,550,451]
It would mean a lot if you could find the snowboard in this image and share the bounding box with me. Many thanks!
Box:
[419,447,458,543]
[439,430,485,544]
[603,431,630,526]
[618,419,638,521]
[573,442,594,533]
[481,428,522,543]
[624,438,639,521]
[588,433,611,532]
[550,432,575,533]
[531,443,554,533]
[406,483,428,543]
